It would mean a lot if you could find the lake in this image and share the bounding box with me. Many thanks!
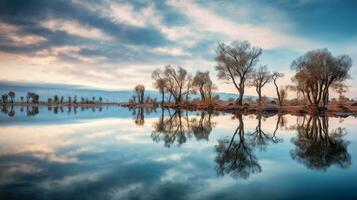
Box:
[0,105,356,200]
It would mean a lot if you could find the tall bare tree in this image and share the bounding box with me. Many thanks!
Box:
[216,40,262,105]
[272,72,284,106]
[250,65,271,105]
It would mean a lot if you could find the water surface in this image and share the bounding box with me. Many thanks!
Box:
[0,106,356,200]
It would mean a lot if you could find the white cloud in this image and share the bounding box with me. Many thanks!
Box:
[166,0,317,50]
[41,19,113,41]
[153,47,190,56]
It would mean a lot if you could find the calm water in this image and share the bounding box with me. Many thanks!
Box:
[0,106,357,200]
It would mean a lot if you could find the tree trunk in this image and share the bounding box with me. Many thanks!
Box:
[161,92,164,105]
[237,89,244,105]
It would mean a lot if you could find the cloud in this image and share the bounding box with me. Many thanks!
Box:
[41,19,114,41]
[166,0,317,50]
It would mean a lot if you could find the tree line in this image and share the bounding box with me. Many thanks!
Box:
[138,40,352,108]
[0,91,106,105]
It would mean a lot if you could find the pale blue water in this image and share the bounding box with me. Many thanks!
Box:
[0,106,356,200]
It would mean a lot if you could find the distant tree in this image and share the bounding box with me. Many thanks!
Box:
[54,95,59,104]
[26,92,39,103]
[32,94,39,103]
[20,96,24,102]
[272,72,284,106]
[291,49,351,107]
[1,94,9,103]
[134,84,145,104]
[68,96,72,104]
[48,98,52,103]
[60,96,64,103]
[74,96,77,104]
[250,66,272,105]
[92,96,96,103]
[99,97,103,102]
[216,40,262,105]
[8,91,15,103]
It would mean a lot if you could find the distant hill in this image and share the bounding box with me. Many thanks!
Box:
[0,81,257,102]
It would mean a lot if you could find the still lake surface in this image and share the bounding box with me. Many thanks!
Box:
[0,106,357,200]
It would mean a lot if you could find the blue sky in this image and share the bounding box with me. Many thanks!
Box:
[0,0,356,97]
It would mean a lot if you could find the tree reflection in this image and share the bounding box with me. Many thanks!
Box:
[130,107,156,126]
[215,114,261,179]
[249,114,283,152]
[26,106,39,117]
[290,115,351,171]
[151,109,215,147]
[191,112,215,141]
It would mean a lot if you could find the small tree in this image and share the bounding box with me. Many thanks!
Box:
[1,94,8,103]
[134,84,145,104]
[54,95,59,104]
[272,72,284,106]
[250,66,272,105]
[8,91,15,103]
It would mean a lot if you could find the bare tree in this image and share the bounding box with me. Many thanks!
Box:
[152,69,167,105]
[163,65,190,104]
[192,71,216,101]
[134,84,145,104]
[291,49,351,108]
[272,72,284,106]
[250,65,271,105]
[215,40,262,105]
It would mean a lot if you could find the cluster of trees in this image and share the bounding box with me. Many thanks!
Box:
[1,92,39,104]
[1,91,15,103]
[47,95,104,104]
[216,41,290,106]
[151,65,217,104]
[145,40,352,109]
[216,41,352,107]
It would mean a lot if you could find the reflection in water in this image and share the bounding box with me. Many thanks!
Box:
[0,105,107,117]
[249,114,283,152]
[1,105,16,117]
[0,107,356,199]
[130,107,156,126]
[151,109,215,147]
[290,116,351,171]
[215,114,261,179]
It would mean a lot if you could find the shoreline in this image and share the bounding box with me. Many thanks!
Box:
[1,101,357,117]
[121,101,357,117]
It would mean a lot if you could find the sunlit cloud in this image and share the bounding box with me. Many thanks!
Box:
[41,19,114,41]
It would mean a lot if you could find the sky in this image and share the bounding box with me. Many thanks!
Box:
[0,0,356,98]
